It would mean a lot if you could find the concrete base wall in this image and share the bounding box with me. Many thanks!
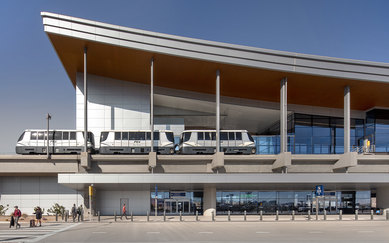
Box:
[0,176,83,215]
[96,189,150,216]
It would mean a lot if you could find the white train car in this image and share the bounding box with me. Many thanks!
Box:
[99,130,175,155]
[178,130,256,155]
[15,129,95,154]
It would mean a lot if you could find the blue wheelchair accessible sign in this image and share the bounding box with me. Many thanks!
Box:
[315,185,324,197]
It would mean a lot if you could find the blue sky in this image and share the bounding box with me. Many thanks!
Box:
[0,0,388,153]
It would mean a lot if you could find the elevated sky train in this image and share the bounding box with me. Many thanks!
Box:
[178,130,256,154]
[99,130,175,155]
[15,130,94,154]
[16,129,256,155]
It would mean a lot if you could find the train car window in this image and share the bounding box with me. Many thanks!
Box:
[211,132,216,140]
[54,131,62,140]
[122,132,128,140]
[70,132,76,140]
[166,132,174,143]
[228,132,235,140]
[115,132,121,140]
[220,132,228,140]
[100,132,109,142]
[183,132,191,142]
[153,132,159,140]
[198,132,204,140]
[43,132,53,140]
[248,134,254,142]
[204,132,211,140]
[17,132,25,142]
[38,132,44,140]
[136,132,145,140]
[30,132,37,140]
[63,132,69,140]
[236,132,242,140]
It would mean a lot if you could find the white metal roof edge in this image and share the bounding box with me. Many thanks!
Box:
[41,12,389,83]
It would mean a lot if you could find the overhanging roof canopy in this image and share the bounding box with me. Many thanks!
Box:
[41,12,389,111]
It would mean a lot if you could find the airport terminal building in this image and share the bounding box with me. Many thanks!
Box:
[2,12,389,216]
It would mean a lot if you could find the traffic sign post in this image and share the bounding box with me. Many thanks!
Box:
[155,185,158,217]
[315,185,324,220]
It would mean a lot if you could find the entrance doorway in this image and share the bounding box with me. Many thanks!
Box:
[341,191,355,214]
[164,199,191,214]
[313,192,338,214]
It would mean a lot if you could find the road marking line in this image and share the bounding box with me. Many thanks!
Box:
[256,231,270,234]
[92,231,107,234]
[199,232,213,234]
[146,232,160,234]
[30,223,80,242]
[357,230,374,233]
[309,231,323,234]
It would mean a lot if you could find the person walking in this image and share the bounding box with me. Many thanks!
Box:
[77,205,83,222]
[121,203,128,220]
[71,204,77,222]
[13,206,21,229]
[35,207,42,227]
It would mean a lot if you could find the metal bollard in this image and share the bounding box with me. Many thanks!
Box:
[339,210,342,221]
[98,211,100,222]
[65,212,68,222]
[244,210,247,221]
[56,212,58,222]
[228,210,231,221]
[355,209,358,220]
[275,210,279,221]
[179,211,182,221]
[292,210,295,221]
[259,210,263,221]
[196,210,199,221]
[316,209,318,221]
[163,210,166,222]
[386,210,389,220]
[212,211,215,222]
[323,209,327,220]
[62,212,64,221]
[308,210,311,221]
[370,210,374,220]
[147,211,149,222]
[131,211,133,222]
[114,211,117,222]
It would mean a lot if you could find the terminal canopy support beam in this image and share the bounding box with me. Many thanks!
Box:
[280,77,288,153]
[150,57,154,153]
[344,86,350,153]
[83,47,88,153]
[216,70,220,153]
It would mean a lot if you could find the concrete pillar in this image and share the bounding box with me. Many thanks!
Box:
[83,47,88,153]
[376,187,389,211]
[216,70,220,153]
[203,185,216,216]
[344,86,350,153]
[280,77,288,153]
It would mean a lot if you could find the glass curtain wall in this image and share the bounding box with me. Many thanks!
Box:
[366,109,389,153]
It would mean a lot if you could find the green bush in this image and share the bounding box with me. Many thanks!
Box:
[47,203,65,216]
[0,204,9,215]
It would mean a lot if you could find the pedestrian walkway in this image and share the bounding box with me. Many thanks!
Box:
[0,222,79,242]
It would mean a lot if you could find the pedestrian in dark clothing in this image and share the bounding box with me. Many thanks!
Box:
[77,205,83,222]
[71,204,77,222]
[13,206,21,229]
[121,203,128,220]
[35,207,42,226]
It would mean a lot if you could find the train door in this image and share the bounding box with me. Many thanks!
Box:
[220,132,228,152]
[204,132,212,150]
[114,132,122,147]
[29,131,38,148]
[197,132,204,147]
[228,132,236,147]
[62,132,70,150]
[235,132,243,146]
[121,132,129,148]
[53,131,62,153]
[69,132,77,148]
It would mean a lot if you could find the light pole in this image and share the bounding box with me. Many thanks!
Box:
[46,113,51,159]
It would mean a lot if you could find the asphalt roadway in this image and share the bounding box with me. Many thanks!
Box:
[30,220,389,243]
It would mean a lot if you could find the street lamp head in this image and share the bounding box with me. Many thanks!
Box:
[47,113,51,120]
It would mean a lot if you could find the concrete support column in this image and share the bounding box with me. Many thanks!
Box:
[83,47,88,153]
[280,77,288,153]
[203,185,216,216]
[376,187,389,211]
[344,86,350,153]
[216,70,220,153]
